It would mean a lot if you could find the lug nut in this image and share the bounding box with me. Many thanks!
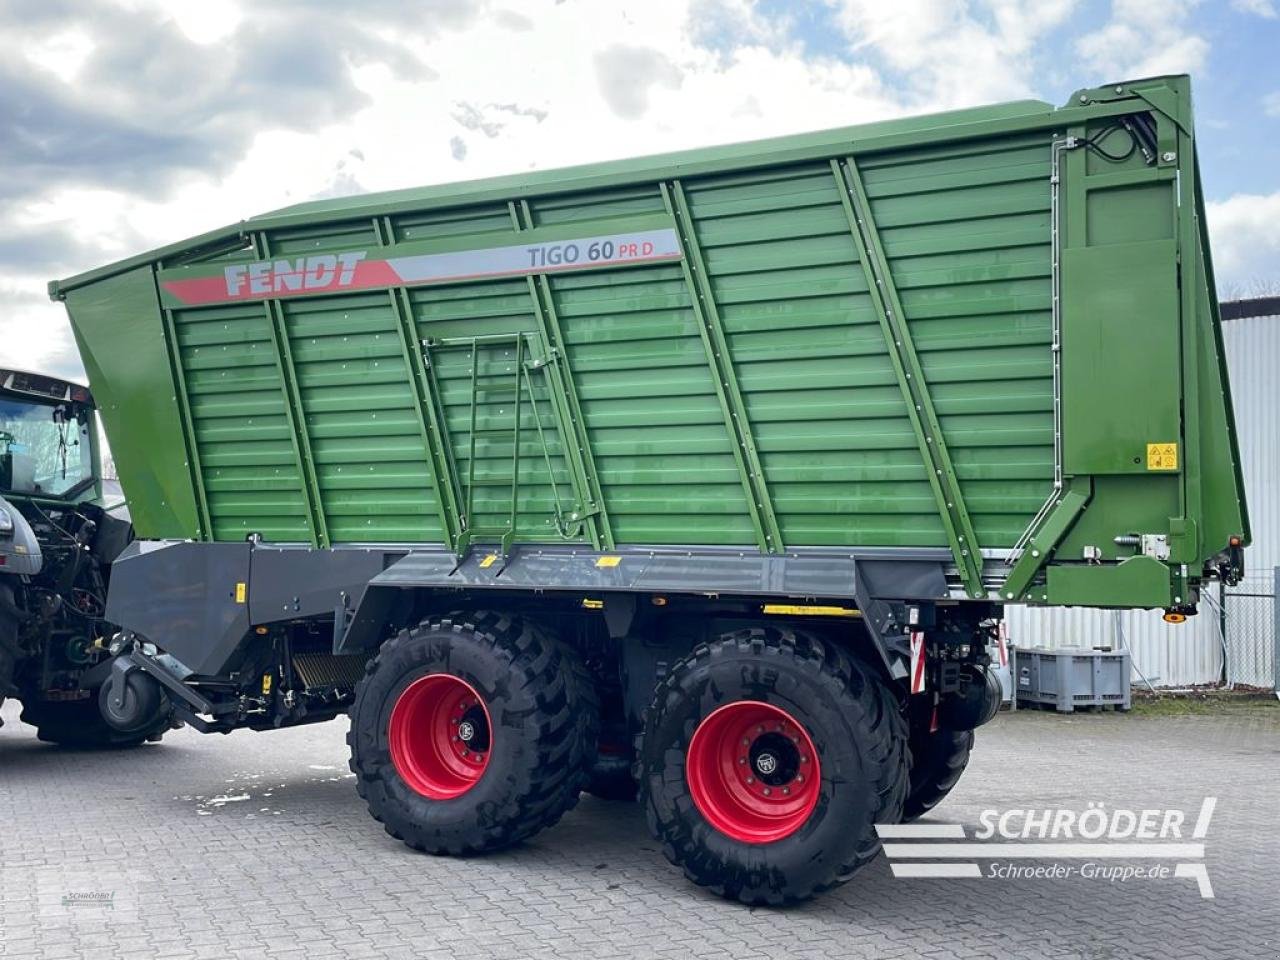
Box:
[763,788,771,796]
[746,777,755,785]
[739,757,747,765]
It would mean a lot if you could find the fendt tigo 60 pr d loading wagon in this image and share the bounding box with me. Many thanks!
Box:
[50,75,1247,903]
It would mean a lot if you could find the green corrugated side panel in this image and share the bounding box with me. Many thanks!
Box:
[865,134,1055,549]
[174,302,312,542]
[281,293,443,543]
[63,266,201,539]
[527,187,756,546]
[684,136,1053,548]
[401,265,585,544]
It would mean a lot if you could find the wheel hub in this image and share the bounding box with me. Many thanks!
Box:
[388,674,492,800]
[685,700,821,844]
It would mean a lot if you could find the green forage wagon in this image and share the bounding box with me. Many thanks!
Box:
[50,75,1247,903]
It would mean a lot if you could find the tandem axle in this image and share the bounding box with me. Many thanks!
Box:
[98,537,1003,904]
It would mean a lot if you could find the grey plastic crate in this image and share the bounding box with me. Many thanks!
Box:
[1012,646,1131,713]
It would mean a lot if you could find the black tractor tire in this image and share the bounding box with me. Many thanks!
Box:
[19,691,170,749]
[639,627,909,905]
[348,611,599,855]
[902,728,974,822]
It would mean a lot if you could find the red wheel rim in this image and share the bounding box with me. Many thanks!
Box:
[686,700,821,843]
[388,674,492,799]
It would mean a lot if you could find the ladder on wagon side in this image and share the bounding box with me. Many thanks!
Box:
[420,332,580,560]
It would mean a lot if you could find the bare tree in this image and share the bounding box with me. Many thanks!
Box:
[1219,276,1280,301]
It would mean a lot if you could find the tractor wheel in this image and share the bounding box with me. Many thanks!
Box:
[348,611,599,855]
[902,728,974,822]
[639,627,908,905]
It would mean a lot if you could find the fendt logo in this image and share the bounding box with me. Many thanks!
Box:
[224,252,368,297]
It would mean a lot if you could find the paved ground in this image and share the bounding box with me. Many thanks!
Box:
[1,699,1277,960]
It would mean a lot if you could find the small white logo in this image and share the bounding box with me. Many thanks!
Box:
[458,720,476,743]
[755,753,778,775]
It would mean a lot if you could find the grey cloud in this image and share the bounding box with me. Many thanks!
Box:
[450,136,468,161]
[0,65,207,203]
[593,44,683,119]
[494,9,535,31]
[0,222,144,277]
[452,101,548,139]
[453,102,505,138]
[491,102,549,123]
[0,0,478,201]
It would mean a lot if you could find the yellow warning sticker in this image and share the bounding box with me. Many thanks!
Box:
[595,556,621,568]
[1146,442,1178,471]
[234,582,247,604]
[478,554,498,569]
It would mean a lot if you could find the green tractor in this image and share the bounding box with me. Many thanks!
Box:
[0,367,171,747]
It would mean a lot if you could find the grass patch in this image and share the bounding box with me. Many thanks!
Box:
[1128,695,1280,717]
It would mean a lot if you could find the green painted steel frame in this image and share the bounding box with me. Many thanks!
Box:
[832,158,985,597]
[1000,478,1091,601]
[374,215,464,550]
[510,199,612,550]
[158,304,213,539]
[254,232,329,548]
[662,180,783,554]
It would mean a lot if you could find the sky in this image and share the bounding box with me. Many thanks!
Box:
[2,0,1278,382]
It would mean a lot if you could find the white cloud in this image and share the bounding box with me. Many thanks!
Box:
[1206,192,1280,296]
[1075,0,1208,79]
[828,0,1081,106]
[1230,0,1277,17]
[1264,90,1280,116]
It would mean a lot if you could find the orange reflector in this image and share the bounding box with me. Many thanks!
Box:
[651,596,668,606]
[1163,612,1187,624]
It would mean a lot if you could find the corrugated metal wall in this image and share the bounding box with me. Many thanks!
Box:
[1005,311,1278,687]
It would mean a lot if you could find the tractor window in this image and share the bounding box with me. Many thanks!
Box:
[0,398,94,497]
